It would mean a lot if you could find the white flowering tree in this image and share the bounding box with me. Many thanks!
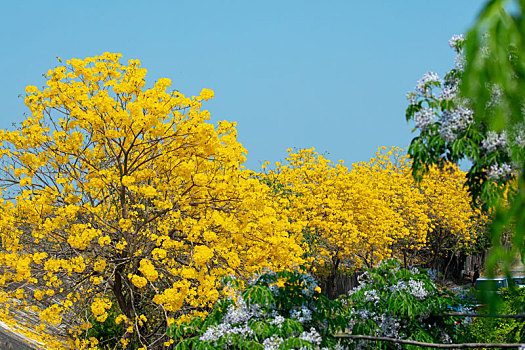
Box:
[406,34,522,208]
[168,269,350,349]
[343,259,467,349]
[168,262,471,349]
[406,0,525,276]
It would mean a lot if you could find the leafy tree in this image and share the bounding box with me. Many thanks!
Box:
[263,147,430,274]
[364,149,487,276]
[405,1,525,275]
[405,33,518,208]
[343,259,469,349]
[0,53,305,349]
[170,262,477,350]
[407,163,488,278]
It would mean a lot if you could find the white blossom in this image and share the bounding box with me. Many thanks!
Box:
[487,162,513,181]
[199,323,255,342]
[409,266,420,275]
[199,323,229,342]
[224,297,260,324]
[439,85,457,100]
[290,306,313,323]
[355,308,376,320]
[363,289,380,304]
[449,34,466,70]
[269,314,285,328]
[454,53,466,70]
[349,272,370,297]
[299,327,323,346]
[413,108,435,131]
[379,314,401,338]
[390,280,407,293]
[481,130,508,152]
[439,105,474,142]
[514,132,525,148]
[511,123,525,148]
[200,295,259,343]
[263,335,283,350]
[408,279,429,300]
[357,271,370,284]
[299,274,320,297]
[406,91,418,105]
[449,34,465,53]
[416,72,443,95]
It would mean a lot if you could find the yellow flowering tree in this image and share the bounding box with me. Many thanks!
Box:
[411,163,487,276]
[361,148,486,273]
[264,147,484,291]
[0,53,304,349]
[349,146,432,267]
[264,148,429,280]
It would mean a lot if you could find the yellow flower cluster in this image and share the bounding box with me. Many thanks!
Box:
[138,259,158,282]
[193,245,214,265]
[90,298,112,323]
[128,274,148,289]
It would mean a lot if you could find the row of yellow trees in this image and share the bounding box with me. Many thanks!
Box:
[0,54,484,349]
[265,147,483,272]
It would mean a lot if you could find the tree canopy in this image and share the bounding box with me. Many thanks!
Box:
[264,147,483,276]
[0,53,305,349]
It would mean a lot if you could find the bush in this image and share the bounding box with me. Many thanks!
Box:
[342,259,469,349]
[168,269,351,349]
[169,260,476,349]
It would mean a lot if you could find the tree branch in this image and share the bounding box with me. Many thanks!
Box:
[334,334,525,348]
[442,312,525,318]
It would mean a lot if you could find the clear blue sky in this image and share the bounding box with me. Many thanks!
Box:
[0,1,485,170]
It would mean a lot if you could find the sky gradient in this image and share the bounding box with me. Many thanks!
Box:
[0,1,486,170]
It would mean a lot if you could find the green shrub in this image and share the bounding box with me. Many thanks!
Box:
[342,259,469,349]
[168,268,350,349]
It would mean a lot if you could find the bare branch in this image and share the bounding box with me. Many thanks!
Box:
[334,334,525,348]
